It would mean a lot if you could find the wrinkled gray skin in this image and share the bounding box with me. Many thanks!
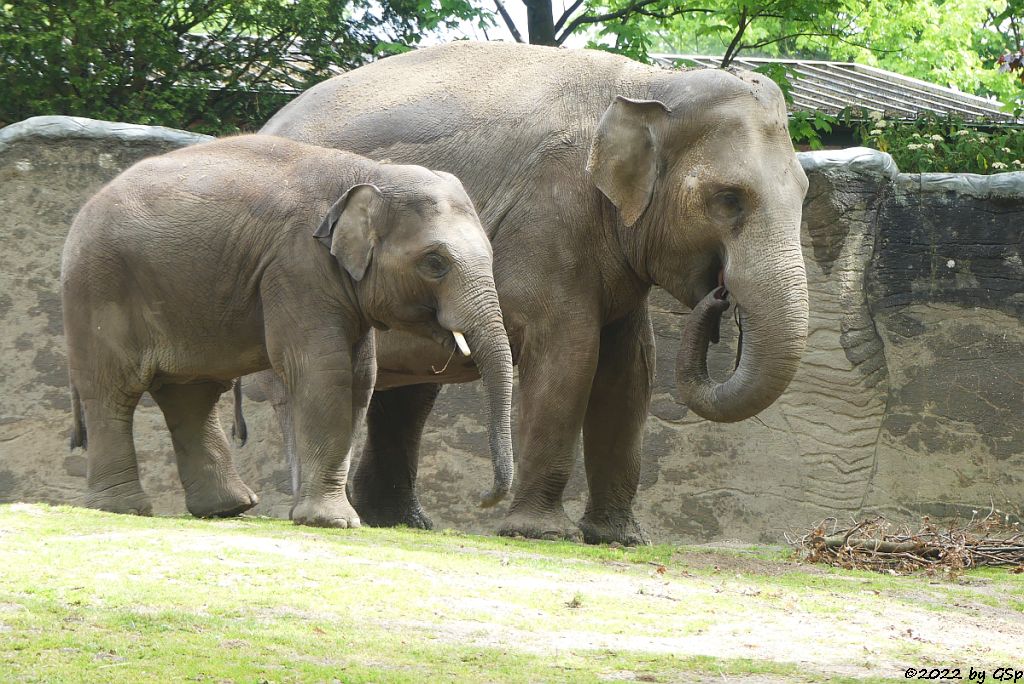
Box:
[253,41,809,543]
[61,134,513,527]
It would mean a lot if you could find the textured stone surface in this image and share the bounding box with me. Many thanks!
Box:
[1,119,1021,541]
[863,169,1024,522]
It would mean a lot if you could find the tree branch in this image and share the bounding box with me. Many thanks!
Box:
[742,30,848,51]
[556,0,662,43]
[556,2,715,45]
[635,6,714,20]
[721,7,748,67]
[553,0,585,35]
[493,0,523,42]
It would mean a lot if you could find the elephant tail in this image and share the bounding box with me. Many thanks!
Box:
[69,383,87,450]
[230,379,248,448]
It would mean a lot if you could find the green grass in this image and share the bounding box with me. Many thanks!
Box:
[1,504,1022,683]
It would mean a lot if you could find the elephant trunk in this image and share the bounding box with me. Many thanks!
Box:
[676,257,808,423]
[439,284,514,507]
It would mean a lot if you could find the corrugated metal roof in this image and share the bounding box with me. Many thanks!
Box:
[653,55,1016,122]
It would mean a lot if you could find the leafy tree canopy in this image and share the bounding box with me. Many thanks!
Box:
[641,0,1023,109]
[0,0,486,132]
[814,0,1023,110]
[588,0,874,65]
[486,0,877,64]
[4,0,1021,133]
[484,0,1023,110]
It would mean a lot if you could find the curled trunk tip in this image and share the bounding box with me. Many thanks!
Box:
[676,284,806,423]
[479,475,512,508]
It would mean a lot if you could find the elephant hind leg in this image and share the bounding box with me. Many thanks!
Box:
[79,384,151,516]
[151,382,258,518]
[350,383,440,530]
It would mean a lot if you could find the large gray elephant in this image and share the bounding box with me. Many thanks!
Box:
[62,135,514,527]
[253,41,809,543]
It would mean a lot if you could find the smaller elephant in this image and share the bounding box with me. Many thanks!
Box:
[61,135,514,527]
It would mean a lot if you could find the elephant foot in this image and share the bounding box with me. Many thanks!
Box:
[578,509,651,546]
[350,489,433,530]
[498,508,583,542]
[356,500,433,530]
[185,480,259,519]
[291,496,361,529]
[85,482,153,516]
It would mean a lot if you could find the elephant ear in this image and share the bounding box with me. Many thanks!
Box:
[313,184,383,281]
[586,96,671,227]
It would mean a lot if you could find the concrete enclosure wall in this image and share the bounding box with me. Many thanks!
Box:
[1,117,1021,542]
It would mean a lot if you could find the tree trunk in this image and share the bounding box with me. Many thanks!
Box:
[524,0,558,45]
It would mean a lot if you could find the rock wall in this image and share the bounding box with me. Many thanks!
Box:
[1,116,1021,542]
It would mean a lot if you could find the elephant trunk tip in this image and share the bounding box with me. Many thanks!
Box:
[478,468,513,508]
[676,280,807,424]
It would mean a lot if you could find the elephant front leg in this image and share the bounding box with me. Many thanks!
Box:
[579,306,654,546]
[151,382,258,518]
[350,383,440,529]
[286,361,361,529]
[498,324,600,542]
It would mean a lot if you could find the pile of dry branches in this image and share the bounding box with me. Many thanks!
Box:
[793,513,1024,575]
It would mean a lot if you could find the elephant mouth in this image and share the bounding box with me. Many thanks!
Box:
[430,330,473,374]
[704,265,727,344]
[705,285,744,371]
[688,253,724,305]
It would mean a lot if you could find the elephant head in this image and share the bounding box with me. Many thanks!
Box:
[587,69,809,422]
[314,169,513,505]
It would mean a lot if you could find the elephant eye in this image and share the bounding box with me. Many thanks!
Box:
[418,252,450,278]
[711,190,745,222]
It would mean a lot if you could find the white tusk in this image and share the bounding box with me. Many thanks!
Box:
[452,331,471,357]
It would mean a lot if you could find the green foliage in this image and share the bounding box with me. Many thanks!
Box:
[753,63,795,103]
[566,0,707,62]
[850,111,1024,173]
[0,0,485,133]
[646,0,873,66]
[785,107,1023,173]
[642,0,1023,111]
[799,0,1022,111]
[983,0,1023,94]
[788,110,837,150]
[585,14,659,63]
